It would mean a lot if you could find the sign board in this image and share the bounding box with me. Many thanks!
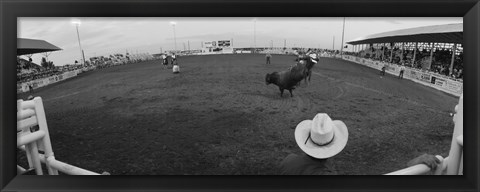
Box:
[434,76,446,87]
[431,76,437,84]
[204,41,215,48]
[217,40,231,47]
[420,73,431,82]
[409,70,420,80]
[444,80,463,93]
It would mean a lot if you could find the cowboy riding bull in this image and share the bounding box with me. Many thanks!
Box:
[265,51,319,97]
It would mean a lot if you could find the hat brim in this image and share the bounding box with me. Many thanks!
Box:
[294,120,348,159]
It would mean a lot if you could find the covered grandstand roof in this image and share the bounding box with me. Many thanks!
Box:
[17,38,62,55]
[347,23,462,45]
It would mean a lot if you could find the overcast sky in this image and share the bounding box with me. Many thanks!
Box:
[18,17,462,66]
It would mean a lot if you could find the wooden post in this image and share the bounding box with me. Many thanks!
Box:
[383,43,386,61]
[449,44,457,76]
[412,42,417,67]
[429,43,434,70]
[390,43,394,63]
[400,43,404,63]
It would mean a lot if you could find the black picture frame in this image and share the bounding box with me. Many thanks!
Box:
[1,0,479,191]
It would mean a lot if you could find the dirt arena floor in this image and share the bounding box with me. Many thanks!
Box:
[17,54,459,175]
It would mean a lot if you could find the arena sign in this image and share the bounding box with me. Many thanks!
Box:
[203,41,215,48]
[420,73,431,83]
[217,40,231,47]
[204,40,231,48]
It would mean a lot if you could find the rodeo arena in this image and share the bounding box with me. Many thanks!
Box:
[16,22,463,175]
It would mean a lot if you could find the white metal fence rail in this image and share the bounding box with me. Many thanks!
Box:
[17,97,109,175]
[385,93,463,175]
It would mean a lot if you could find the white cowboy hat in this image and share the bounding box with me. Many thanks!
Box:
[295,113,348,159]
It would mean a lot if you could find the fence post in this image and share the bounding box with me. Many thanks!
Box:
[412,43,417,67]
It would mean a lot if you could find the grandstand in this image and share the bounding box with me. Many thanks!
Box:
[16,37,157,93]
[346,23,463,97]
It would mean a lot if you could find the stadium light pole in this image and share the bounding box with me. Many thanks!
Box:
[253,18,257,52]
[170,21,177,51]
[332,36,335,50]
[72,19,85,66]
[340,17,346,57]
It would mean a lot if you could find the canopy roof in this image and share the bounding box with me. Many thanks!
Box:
[17,38,62,55]
[347,23,462,45]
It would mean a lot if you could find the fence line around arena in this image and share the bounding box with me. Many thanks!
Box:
[341,55,462,97]
[16,67,94,94]
[18,50,461,97]
[17,54,156,94]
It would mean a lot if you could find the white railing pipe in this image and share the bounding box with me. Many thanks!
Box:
[26,142,43,175]
[386,155,445,175]
[385,164,431,175]
[33,97,59,175]
[446,94,463,175]
[17,131,45,147]
[17,116,38,132]
[18,146,100,175]
[46,156,100,175]
[17,165,27,174]
[18,100,35,110]
[456,135,463,146]
[17,109,35,121]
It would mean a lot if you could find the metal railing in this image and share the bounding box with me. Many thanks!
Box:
[17,97,109,175]
[385,93,463,175]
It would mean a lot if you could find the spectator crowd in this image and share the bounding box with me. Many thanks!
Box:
[343,44,463,81]
[17,53,155,85]
[17,57,89,84]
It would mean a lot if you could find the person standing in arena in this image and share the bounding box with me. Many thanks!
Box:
[399,64,406,79]
[171,53,177,66]
[266,53,272,64]
[381,63,386,76]
[28,82,34,94]
[161,54,168,69]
